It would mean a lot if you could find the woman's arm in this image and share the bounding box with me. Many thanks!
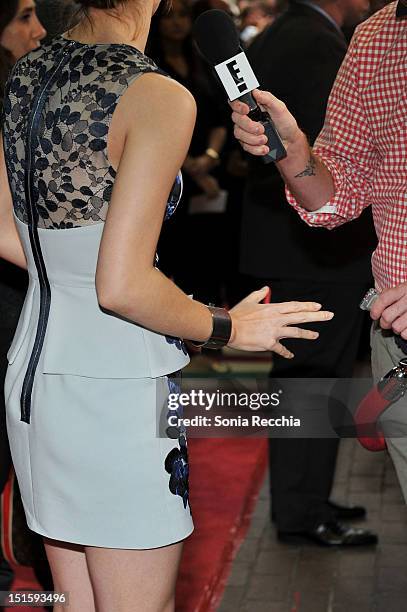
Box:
[96,73,213,343]
[96,73,333,356]
[0,132,27,269]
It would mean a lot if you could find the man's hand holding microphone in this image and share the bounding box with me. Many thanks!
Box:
[230,89,336,213]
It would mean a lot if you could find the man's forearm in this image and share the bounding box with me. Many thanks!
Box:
[276,131,335,211]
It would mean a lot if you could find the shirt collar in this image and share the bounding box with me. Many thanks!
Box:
[295,0,343,32]
[396,0,407,18]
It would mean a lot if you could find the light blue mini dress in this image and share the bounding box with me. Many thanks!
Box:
[1,35,193,548]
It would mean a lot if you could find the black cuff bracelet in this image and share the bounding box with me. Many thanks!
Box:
[193,305,232,350]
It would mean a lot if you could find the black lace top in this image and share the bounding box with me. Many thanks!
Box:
[2,35,182,230]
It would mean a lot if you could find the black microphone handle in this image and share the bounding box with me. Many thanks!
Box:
[238,92,287,164]
[238,91,258,111]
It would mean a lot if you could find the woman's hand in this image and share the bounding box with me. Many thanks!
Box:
[230,89,302,157]
[228,287,334,358]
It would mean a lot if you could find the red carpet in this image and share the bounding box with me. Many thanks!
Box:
[7,438,268,612]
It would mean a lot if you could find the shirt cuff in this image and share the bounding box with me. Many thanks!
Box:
[285,155,348,228]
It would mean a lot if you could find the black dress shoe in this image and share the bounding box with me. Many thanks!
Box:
[328,500,367,520]
[277,521,378,547]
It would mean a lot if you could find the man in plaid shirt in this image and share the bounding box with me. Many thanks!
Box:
[231,0,407,495]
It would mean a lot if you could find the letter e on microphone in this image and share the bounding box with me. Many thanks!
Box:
[214,52,259,101]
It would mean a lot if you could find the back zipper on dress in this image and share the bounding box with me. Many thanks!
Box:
[20,41,75,424]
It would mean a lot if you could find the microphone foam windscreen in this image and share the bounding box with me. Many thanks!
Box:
[193,10,241,66]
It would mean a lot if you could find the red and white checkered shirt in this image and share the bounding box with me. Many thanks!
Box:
[286,2,407,292]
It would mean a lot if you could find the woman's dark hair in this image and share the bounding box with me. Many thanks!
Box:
[76,0,126,8]
[0,0,19,108]
[76,0,173,16]
[72,0,154,33]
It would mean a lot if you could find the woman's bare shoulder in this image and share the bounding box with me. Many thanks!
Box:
[119,71,197,127]
[107,71,196,172]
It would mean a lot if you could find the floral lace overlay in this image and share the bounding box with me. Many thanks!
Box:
[2,37,182,230]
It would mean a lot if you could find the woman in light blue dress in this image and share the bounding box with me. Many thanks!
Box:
[0,0,333,609]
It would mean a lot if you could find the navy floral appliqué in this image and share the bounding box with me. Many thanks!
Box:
[165,438,189,509]
[165,335,188,355]
[164,373,190,511]
[165,171,183,221]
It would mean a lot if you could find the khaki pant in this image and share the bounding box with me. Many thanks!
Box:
[371,322,407,502]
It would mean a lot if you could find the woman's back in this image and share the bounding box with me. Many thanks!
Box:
[2,28,193,553]
[3,35,163,229]
[2,35,189,424]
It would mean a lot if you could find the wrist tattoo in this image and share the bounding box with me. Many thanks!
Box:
[294,155,317,178]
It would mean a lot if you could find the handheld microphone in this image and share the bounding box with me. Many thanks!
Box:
[193,9,287,164]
